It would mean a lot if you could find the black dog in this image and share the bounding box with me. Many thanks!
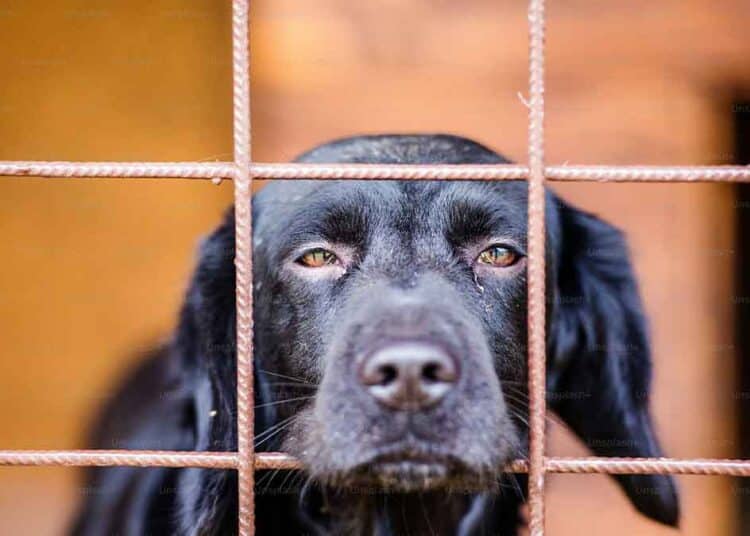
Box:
[72,135,679,535]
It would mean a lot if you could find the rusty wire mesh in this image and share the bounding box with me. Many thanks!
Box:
[1,0,750,535]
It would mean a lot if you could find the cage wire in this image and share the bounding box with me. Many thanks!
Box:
[1,1,750,534]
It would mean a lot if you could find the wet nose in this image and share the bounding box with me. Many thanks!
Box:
[358,342,459,411]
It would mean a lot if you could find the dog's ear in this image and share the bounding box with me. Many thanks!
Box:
[548,197,679,527]
[174,208,277,534]
[182,208,276,444]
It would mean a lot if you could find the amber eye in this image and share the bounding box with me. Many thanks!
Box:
[297,248,338,268]
[477,245,520,268]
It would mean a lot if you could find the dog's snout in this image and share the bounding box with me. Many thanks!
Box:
[358,342,459,410]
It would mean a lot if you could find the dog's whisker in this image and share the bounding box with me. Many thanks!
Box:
[505,399,566,434]
[502,390,529,403]
[253,414,298,445]
[288,470,309,494]
[505,473,525,501]
[262,469,285,496]
[266,381,317,390]
[255,395,315,410]
[254,415,300,449]
[502,379,528,385]
[504,383,577,422]
[502,393,531,413]
[513,403,565,428]
[502,384,530,397]
[504,401,535,430]
[258,369,315,386]
[277,467,300,495]
[503,387,567,428]
[255,468,280,493]
[253,413,296,438]
[418,493,438,536]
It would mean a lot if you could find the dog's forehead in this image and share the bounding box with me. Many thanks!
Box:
[255,134,530,237]
[255,180,528,229]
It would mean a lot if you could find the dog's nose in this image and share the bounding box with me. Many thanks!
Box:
[359,342,459,410]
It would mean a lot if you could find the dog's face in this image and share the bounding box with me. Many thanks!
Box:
[258,178,529,490]
[188,136,679,531]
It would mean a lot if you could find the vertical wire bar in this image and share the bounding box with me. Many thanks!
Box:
[232,0,255,535]
[526,0,547,534]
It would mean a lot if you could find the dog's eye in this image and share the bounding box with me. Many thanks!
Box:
[476,245,519,268]
[297,248,338,268]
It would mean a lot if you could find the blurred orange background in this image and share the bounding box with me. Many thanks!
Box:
[1,0,749,534]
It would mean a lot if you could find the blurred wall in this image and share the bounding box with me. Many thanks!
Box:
[1,0,749,534]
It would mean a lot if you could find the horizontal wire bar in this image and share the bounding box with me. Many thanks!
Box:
[546,165,750,183]
[0,450,525,472]
[0,162,235,180]
[250,163,529,180]
[2,450,750,476]
[2,161,750,183]
[545,457,750,476]
[251,163,750,182]
[254,452,301,470]
[0,450,238,468]
[253,455,750,476]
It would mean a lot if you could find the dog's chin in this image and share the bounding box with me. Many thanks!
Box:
[287,416,510,494]
[335,452,498,493]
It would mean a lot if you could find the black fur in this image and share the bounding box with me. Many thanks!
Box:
[72,134,678,535]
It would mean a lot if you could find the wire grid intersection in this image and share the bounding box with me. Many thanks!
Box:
[0,1,750,535]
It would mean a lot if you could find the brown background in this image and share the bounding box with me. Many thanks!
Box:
[1,0,749,534]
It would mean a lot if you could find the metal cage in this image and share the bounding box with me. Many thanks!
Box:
[2,1,750,534]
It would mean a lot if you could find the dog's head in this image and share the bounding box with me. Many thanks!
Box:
[185,135,678,531]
